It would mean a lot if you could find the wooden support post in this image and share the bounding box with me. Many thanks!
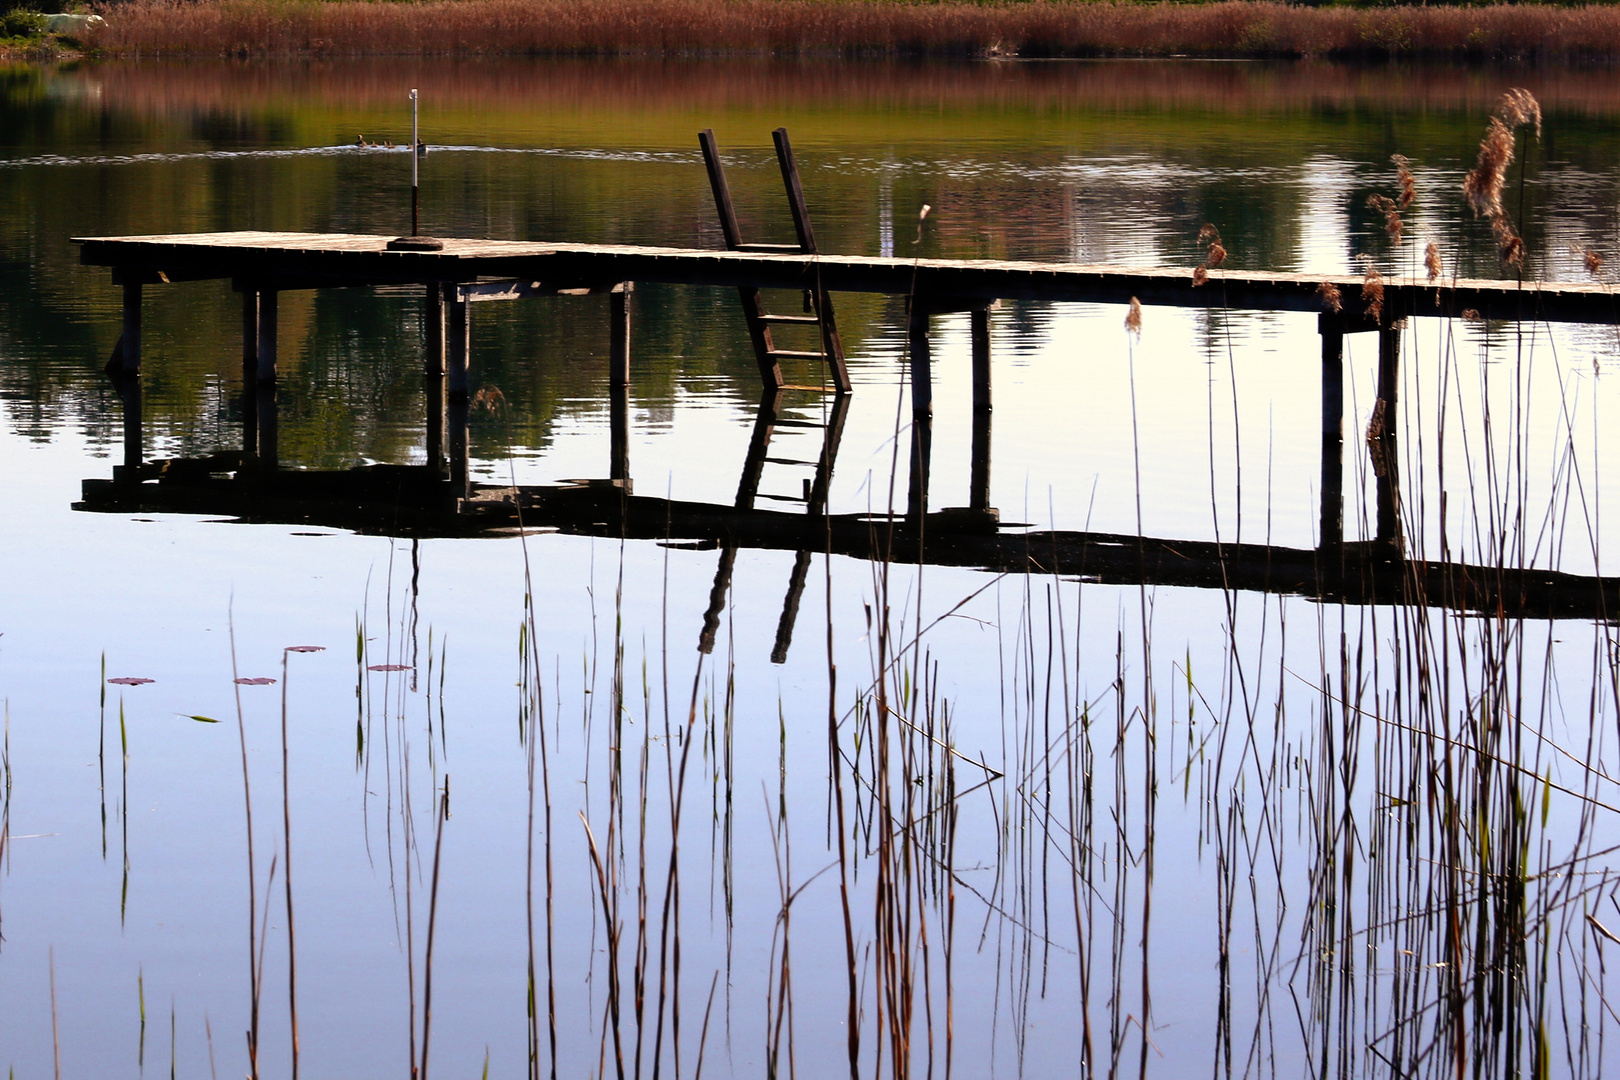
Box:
[120,281,142,376]
[1373,323,1402,548]
[610,385,630,482]
[241,289,259,456]
[257,290,278,383]
[448,394,469,498]
[424,283,445,376]
[970,305,991,414]
[256,381,278,469]
[425,371,446,478]
[610,283,632,389]
[908,303,932,416]
[447,298,470,398]
[907,412,932,522]
[1319,318,1344,549]
[970,407,993,514]
[119,377,143,475]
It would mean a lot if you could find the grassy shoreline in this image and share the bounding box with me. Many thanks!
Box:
[62,0,1620,62]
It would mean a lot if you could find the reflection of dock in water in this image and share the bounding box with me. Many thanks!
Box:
[80,384,1620,666]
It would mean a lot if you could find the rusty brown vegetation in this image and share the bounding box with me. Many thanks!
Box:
[80,0,1620,61]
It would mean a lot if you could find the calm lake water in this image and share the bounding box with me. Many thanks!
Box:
[4,57,1620,1078]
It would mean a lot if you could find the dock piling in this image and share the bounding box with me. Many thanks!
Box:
[241,289,259,456]
[424,283,445,376]
[120,282,142,376]
[610,386,630,481]
[970,409,992,514]
[908,304,932,416]
[1373,323,1403,547]
[609,283,632,389]
[447,297,469,398]
[908,414,932,521]
[971,305,992,414]
[256,290,278,383]
[1319,317,1344,548]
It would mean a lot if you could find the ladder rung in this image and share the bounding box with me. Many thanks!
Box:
[759,314,820,325]
[778,383,836,393]
[768,350,827,361]
[757,492,809,503]
[765,456,821,467]
[772,419,825,429]
[736,243,804,254]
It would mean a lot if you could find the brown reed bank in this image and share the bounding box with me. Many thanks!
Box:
[79,0,1620,61]
[65,53,1620,122]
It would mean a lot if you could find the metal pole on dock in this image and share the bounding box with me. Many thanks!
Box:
[410,89,420,236]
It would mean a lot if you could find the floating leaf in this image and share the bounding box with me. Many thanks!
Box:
[186,715,220,724]
[367,664,411,672]
[286,645,326,654]
[108,677,154,686]
[235,677,276,686]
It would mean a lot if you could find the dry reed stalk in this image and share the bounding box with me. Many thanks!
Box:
[227,610,262,1080]
[418,778,449,1080]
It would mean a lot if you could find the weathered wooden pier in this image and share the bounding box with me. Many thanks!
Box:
[70,127,1620,641]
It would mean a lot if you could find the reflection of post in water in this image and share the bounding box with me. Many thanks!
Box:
[1370,322,1402,549]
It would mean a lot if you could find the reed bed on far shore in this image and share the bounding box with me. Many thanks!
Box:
[81,0,1620,61]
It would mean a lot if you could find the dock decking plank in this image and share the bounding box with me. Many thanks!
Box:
[70,231,1620,325]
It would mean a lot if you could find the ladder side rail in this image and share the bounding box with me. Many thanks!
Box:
[698,129,746,251]
[772,127,817,254]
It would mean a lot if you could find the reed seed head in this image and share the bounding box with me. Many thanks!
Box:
[1197,223,1221,247]
[1492,215,1524,267]
[1124,297,1142,338]
[1584,247,1605,279]
[1499,87,1542,139]
[1360,259,1385,323]
[1424,241,1442,283]
[1316,281,1342,313]
[1463,116,1515,219]
[1367,194,1403,247]
[1191,264,1209,287]
[1462,308,1483,322]
[1206,242,1227,269]
[1392,154,1416,210]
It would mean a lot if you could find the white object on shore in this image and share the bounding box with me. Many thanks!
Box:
[44,13,106,34]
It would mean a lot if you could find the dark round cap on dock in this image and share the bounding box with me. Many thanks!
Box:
[387,237,445,251]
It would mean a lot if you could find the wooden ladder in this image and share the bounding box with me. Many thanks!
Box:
[698,127,852,395]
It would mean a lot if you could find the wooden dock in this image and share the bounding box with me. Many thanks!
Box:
[71,224,1620,555]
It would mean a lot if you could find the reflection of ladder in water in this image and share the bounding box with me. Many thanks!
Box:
[699,389,850,663]
[698,127,852,395]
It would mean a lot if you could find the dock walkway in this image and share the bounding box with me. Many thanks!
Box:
[72,228,1620,554]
